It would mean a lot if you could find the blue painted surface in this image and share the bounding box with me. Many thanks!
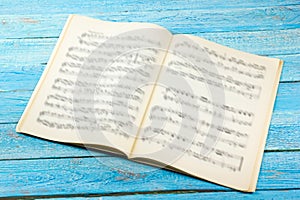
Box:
[0,0,299,199]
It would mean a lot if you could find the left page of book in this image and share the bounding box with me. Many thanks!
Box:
[16,15,172,156]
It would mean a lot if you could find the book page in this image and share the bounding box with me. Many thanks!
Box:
[131,34,282,191]
[16,15,172,155]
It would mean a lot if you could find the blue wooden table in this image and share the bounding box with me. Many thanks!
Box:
[0,0,299,199]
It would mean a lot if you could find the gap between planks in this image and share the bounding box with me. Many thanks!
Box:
[2,188,300,199]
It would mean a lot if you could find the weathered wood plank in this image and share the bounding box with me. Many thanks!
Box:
[0,90,32,123]
[0,65,44,92]
[0,0,298,16]
[0,38,54,67]
[0,123,106,160]
[0,151,298,197]
[0,5,299,39]
[275,54,300,82]
[197,29,300,56]
[44,189,300,200]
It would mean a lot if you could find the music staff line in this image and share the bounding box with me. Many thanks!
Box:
[47,93,131,108]
[173,40,266,71]
[158,96,253,126]
[54,78,146,96]
[166,67,261,100]
[150,106,249,138]
[80,30,162,46]
[58,67,151,84]
[37,117,131,139]
[140,135,243,172]
[168,60,263,90]
[162,88,254,117]
[43,100,138,119]
[146,125,247,149]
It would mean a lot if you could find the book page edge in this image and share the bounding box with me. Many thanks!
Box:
[16,14,75,133]
[247,59,284,192]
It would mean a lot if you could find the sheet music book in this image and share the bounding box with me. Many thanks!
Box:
[16,15,283,192]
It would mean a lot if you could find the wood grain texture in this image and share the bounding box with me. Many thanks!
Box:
[0,151,299,198]
[0,123,106,160]
[0,5,299,39]
[0,0,299,16]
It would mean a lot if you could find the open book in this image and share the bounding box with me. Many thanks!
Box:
[16,15,283,192]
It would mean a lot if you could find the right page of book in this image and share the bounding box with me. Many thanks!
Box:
[131,34,282,191]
